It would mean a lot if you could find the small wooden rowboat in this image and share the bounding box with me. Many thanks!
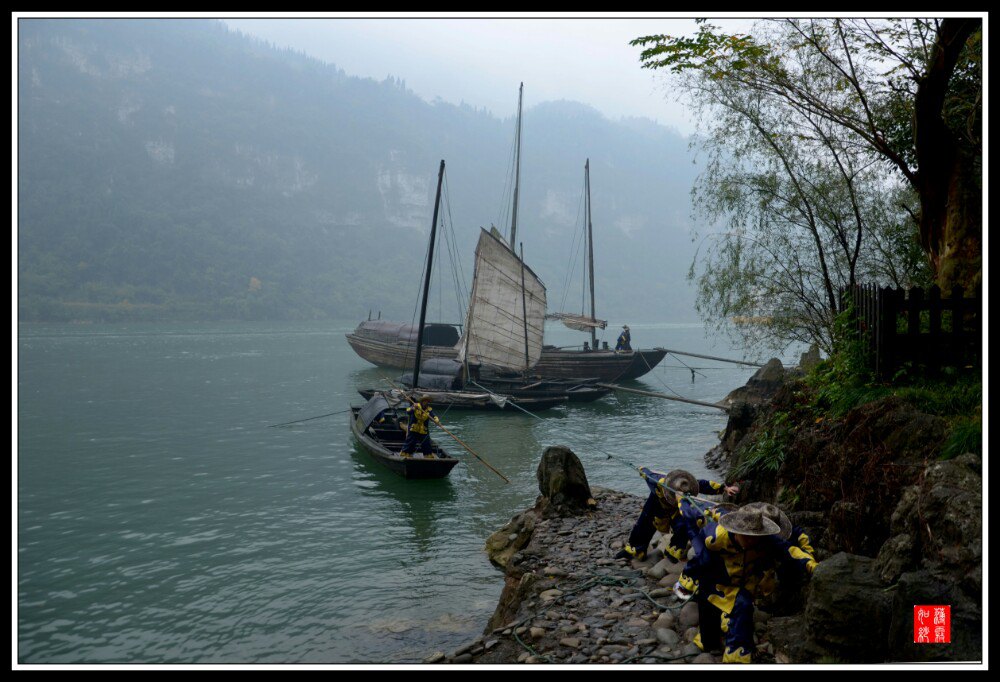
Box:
[350,394,460,479]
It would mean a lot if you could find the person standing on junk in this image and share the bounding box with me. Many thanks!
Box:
[400,395,440,459]
[615,324,632,351]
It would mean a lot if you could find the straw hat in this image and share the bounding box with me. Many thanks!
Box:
[657,470,698,506]
[741,502,793,540]
[718,507,781,537]
[665,470,699,497]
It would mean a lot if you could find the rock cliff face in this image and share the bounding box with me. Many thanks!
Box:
[706,367,982,663]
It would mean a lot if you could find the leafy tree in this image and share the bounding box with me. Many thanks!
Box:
[633,18,981,293]
[631,18,978,353]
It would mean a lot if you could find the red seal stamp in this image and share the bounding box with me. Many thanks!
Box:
[914,605,950,644]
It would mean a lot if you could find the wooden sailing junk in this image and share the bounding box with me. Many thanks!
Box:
[355,160,567,412]
[538,159,667,381]
[454,228,610,403]
[345,86,665,384]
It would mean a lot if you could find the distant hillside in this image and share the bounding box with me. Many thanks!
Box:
[17,18,702,323]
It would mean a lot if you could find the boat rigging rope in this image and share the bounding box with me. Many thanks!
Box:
[495,89,520,243]
[556,179,588,316]
[441,171,470,321]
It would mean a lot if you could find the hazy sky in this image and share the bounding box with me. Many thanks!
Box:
[222,17,751,135]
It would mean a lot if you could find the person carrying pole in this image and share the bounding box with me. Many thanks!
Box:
[400,394,441,459]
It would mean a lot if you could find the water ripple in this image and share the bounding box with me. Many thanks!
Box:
[18,321,800,663]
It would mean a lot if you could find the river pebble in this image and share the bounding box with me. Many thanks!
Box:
[438,488,749,665]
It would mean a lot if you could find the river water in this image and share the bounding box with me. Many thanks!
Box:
[16,320,799,663]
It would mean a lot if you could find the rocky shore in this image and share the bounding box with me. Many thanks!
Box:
[422,446,768,665]
[424,484,734,665]
[424,356,982,665]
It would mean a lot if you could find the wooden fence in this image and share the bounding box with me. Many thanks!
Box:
[840,284,981,379]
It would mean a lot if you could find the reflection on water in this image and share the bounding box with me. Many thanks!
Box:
[350,447,458,555]
[18,321,801,663]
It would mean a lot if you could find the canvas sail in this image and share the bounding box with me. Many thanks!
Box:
[545,312,607,333]
[456,228,547,372]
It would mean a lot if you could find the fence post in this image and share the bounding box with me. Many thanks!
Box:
[874,286,886,379]
[951,285,966,368]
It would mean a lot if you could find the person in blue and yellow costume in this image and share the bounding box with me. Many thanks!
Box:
[615,325,632,351]
[676,501,816,599]
[400,395,441,459]
[682,505,817,663]
[742,502,817,609]
[741,502,817,580]
[615,468,738,562]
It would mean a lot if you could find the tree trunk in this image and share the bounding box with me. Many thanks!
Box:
[913,19,981,290]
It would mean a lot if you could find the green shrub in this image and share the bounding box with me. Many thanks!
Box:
[732,411,792,479]
[940,417,982,460]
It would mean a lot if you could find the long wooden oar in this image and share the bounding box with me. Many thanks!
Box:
[378,375,510,484]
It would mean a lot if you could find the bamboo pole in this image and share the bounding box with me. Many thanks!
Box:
[657,348,764,367]
[596,383,730,412]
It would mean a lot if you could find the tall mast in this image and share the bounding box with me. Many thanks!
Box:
[585,159,597,350]
[412,159,446,390]
[519,242,530,377]
[509,82,523,248]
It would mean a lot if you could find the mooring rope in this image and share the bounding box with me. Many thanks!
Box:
[639,352,692,400]
[464,380,729,513]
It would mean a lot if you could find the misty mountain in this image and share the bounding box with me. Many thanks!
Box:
[17,18,702,324]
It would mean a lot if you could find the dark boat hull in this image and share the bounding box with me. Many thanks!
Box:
[532,347,668,381]
[473,376,611,402]
[349,407,460,479]
[615,348,671,381]
[347,330,667,382]
[346,333,458,369]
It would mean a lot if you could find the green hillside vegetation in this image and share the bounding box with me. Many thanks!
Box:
[18,19,700,323]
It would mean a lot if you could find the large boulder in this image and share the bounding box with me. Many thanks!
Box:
[535,446,595,518]
[720,358,786,409]
[804,552,893,662]
[916,453,981,573]
[874,533,918,584]
[485,509,536,569]
[798,344,822,372]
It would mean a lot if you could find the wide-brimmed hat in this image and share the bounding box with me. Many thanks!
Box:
[713,502,739,516]
[719,507,781,537]
[664,470,699,498]
[623,324,630,330]
[419,394,433,403]
[741,502,793,540]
